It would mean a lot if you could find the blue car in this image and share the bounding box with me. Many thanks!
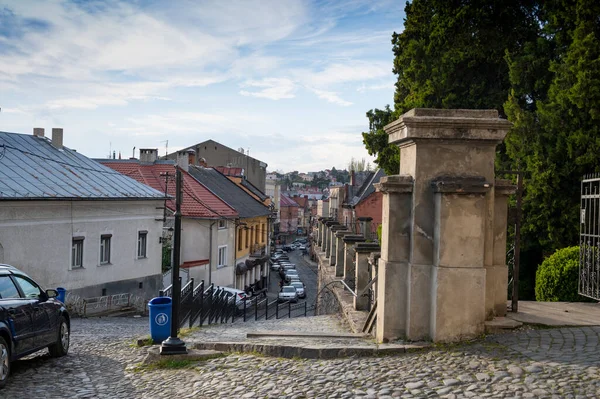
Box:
[0,264,70,388]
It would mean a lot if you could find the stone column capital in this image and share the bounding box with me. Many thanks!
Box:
[495,179,517,196]
[375,175,414,194]
[431,176,491,195]
[384,108,512,146]
[355,243,381,254]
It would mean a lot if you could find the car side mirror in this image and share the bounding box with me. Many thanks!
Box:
[46,289,58,298]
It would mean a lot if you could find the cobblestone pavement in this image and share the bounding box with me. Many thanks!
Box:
[3,317,600,398]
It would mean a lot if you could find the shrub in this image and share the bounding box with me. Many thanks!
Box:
[535,246,585,302]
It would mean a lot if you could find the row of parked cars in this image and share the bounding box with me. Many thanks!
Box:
[281,238,309,253]
[270,249,306,303]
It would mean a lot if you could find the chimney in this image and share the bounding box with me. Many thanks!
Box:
[187,148,196,166]
[33,128,45,137]
[176,150,190,172]
[52,128,63,149]
[140,148,158,163]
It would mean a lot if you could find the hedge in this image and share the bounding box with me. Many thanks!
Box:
[535,246,585,302]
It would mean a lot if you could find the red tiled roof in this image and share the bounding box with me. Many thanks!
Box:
[280,194,299,207]
[100,161,238,219]
[214,167,244,177]
[293,197,308,208]
[181,259,209,268]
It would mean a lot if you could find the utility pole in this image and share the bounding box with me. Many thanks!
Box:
[161,166,187,355]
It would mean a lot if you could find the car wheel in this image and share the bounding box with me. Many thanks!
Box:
[0,336,10,389]
[48,316,70,357]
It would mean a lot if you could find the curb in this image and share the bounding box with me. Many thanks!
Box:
[189,341,430,359]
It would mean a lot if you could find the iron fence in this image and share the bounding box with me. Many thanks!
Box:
[580,174,600,300]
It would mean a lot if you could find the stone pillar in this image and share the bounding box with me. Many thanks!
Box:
[325,221,339,259]
[355,243,380,311]
[368,252,381,309]
[488,180,516,318]
[329,225,346,266]
[316,217,322,247]
[358,217,373,240]
[343,235,365,290]
[374,175,414,342]
[335,230,352,276]
[377,108,511,343]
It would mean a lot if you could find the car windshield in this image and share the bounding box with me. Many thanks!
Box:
[282,287,296,293]
[291,283,303,289]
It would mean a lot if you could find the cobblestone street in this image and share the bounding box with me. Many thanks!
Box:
[3,316,600,398]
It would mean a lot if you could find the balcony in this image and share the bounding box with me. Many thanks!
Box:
[250,243,266,257]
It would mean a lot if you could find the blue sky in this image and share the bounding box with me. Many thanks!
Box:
[0,0,404,173]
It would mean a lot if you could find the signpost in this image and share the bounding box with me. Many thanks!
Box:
[160,166,187,355]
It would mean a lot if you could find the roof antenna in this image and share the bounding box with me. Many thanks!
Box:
[132,146,136,159]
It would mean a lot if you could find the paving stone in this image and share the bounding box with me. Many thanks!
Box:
[4,317,600,398]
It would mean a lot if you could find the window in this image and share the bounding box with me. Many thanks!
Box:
[218,246,227,268]
[245,229,249,248]
[72,238,84,268]
[138,231,148,258]
[100,234,112,264]
[262,223,266,243]
[218,220,227,229]
[238,229,243,251]
[0,276,19,299]
[13,276,42,299]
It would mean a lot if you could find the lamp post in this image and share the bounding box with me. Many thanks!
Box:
[161,166,187,355]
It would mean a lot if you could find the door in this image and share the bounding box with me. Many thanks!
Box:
[0,275,35,356]
[12,275,54,348]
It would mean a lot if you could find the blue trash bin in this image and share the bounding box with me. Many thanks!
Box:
[56,287,66,303]
[148,297,172,343]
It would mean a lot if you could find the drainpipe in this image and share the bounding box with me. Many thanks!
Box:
[209,220,217,285]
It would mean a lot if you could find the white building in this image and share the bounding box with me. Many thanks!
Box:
[100,149,240,290]
[0,129,166,299]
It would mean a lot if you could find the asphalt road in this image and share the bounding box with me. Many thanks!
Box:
[267,248,318,311]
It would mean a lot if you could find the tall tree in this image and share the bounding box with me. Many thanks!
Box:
[361,105,399,174]
[364,0,540,174]
[505,0,600,259]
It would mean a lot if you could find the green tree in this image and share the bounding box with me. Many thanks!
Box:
[361,105,399,174]
[364,0,540,175]
[505,0,600,263]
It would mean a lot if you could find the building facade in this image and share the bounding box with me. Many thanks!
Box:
[0,129,166,299]
[166,139,268,192]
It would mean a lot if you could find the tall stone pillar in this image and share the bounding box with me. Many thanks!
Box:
[316,217,323,247]
[488,180,516,317]
[343,235,365,290]
[376,108,512,343]
[358,217,373,240]
[335,230,352,276]
[374,175,414,341]
[354,243,380,310]
[329,225,346,266]
[325,221,338,259]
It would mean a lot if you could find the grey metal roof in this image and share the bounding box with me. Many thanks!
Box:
[188,165,271,218]
[349,169,386,207]
[0,131,166,200]
[241,179,268,202]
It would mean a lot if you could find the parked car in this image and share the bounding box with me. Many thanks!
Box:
[288,281,306,298]
[219,287,251,309]
[284,270,300,283]
[298,245,306,251]
[278,286,298,303]
[0,264,70,388]
[282,245,293,252]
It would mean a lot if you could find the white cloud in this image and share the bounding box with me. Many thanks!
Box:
[240,78,296,100]
[309,88,352,106]
[302,61,391,87]
[357,82,395,92]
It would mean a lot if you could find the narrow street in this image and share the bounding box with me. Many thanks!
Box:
[267,247,318,312]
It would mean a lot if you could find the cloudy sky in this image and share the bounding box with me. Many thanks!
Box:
[0,0,403,173]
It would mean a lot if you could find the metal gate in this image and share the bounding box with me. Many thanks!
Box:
[579,175,600,300]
